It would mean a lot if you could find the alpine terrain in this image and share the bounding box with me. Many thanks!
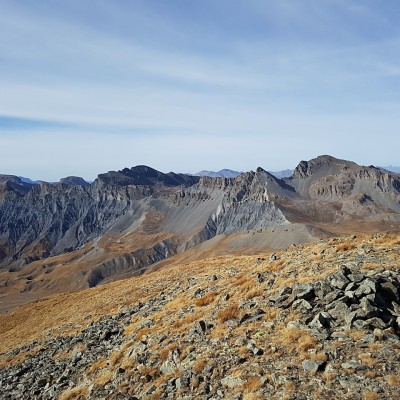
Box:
[0,155,400,399]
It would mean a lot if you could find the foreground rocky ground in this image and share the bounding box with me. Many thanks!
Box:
[1,233,400,399]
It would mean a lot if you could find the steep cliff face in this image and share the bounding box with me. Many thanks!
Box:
[1,156,400,302]
[0,166,290,275]
[287,156,400,214]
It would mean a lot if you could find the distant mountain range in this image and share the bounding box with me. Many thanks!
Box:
[14,166,399,186]
[18,176,89,185]
[1,154,400,314]
[193,168,293,179]
[383,166,400,174]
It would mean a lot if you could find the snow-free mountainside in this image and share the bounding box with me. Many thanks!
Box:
[1,155,400,399]
[1,155,400,312]
[1,233,400,399]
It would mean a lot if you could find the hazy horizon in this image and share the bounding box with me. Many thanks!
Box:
[3,158,399,183]
[1,1,400,181]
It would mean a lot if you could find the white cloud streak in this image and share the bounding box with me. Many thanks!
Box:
[0,0,400,179]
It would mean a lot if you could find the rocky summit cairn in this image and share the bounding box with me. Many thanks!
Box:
[270,266,400,334]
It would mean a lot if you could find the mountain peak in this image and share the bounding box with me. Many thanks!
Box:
[59,176,89,186]
[292,155,357,179]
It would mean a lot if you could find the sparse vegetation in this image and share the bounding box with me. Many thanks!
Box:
[58,385,89,400]
[217,303,239,322]
[1,232,400,399]
[194,291,218,307]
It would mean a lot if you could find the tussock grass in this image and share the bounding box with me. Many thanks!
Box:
[58,385,89,400]
[362,391,379,400]
[93,369,113,385]
[274,326,319,361]
[336,243,356,252]
[87,357,107,375]
[386,374,400,386]
[243,375,262,392]
[217,303,239,323]
[358,353,377,367]
[160,342,179,362]
[194,291,218,307]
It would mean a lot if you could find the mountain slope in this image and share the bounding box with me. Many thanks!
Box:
[193,169,241,178]
[1,155,400,312]
[1,233,400,399]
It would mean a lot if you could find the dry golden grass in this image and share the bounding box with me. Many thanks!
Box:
[137,364,158,376]
[245,287,263,300]
[58,385,89,400]
[243,393,263,400]
[373,233,400,246]
[362,391,379,400]
[109,350,123,367]
[172,312,202,330]
[192,357,208,374]
[135,326,155,341]
[217,303,239,323]
[322,372,336,383]
[194,291,218,307]
[93,369,113,385]
[336,243,356,252]
[346,330,365,341]
[367,343,383,351]
[284,380,297,394]
[308,352,328,362]
[87,357,107,375]
[234,273,250,286]
[358,353,377,368]
[160,342,179,362]
[244,375,262,392]
[274,326,319,361]
[386,374,400,386]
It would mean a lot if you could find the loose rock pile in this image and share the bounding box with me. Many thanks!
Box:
[270,266,400,334]
[0,311,132,400]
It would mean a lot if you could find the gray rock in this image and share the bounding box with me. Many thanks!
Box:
[310,312,332,329]
[341,361,362,370]
[359,297,379,318]
[292,299,313,312]
[269,287,292,303]
[329,270,350,290]
[293,284,315,301]
[176,375,190,389]
[380,280,399,301]
[347,272,365,283]
[302,359,324,373]
[221,376,244,389]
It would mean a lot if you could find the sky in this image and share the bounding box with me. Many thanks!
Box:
[1,0,400,181]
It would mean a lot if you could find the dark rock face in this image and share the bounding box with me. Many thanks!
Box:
[98,165,200,187]
[59,176,89,186]
[0,166,289,275]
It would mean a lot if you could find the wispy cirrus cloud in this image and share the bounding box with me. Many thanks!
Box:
[0,0,400,179]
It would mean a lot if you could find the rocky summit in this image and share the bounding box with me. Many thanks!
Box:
[1,233,400,399]
[1,155,400,312]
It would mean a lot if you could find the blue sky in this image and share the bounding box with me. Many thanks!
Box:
[1,0,400,180]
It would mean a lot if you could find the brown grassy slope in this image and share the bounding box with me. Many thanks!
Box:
[1,232,399,356]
